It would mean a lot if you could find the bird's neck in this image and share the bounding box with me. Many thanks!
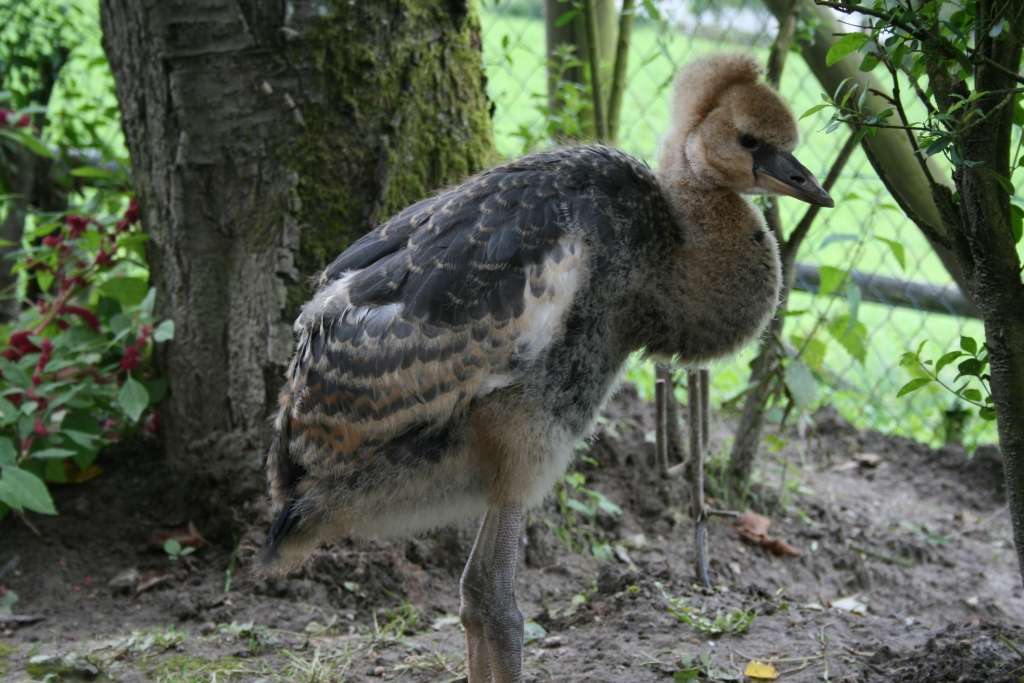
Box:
[627,170,781,365]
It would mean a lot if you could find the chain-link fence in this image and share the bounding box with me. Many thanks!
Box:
[479,0,993,449]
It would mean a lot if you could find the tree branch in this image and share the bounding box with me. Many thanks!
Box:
[582,0,607,139]
[606,0,635,143]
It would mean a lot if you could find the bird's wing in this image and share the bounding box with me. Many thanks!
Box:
[282,154,594,481]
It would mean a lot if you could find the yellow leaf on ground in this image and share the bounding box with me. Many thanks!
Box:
[744,660,779,680]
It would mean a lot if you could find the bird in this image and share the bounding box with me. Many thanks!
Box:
[261,53,833,682]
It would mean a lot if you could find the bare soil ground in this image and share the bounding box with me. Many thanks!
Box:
[2,389,1023,682]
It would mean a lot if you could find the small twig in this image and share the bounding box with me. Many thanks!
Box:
[848,542,915,568]
[689,370,711,588]
[16,511,42,537]
[706,508,741,518]
[655,377,668,472]
[784,129,859,261]
[699,368,709,453]
[606,0,635,143]
[997,633,1024,660]
[582,0,607,140]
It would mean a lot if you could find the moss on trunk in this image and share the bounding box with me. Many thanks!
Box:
[284,0,495,310]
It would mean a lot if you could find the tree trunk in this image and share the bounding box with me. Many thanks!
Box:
[946,0,1024,583]
[100,0,494,513]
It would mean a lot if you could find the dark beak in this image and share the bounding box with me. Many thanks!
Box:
[752,146,834,207]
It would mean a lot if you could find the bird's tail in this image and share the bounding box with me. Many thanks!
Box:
[260,390,314,572]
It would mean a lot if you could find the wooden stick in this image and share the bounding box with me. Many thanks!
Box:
[699,368,709,452]
[689,369,711,587]
[582,0,607,139]
[655,377,668,471]
[606,0,635,143]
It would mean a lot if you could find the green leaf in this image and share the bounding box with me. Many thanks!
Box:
[960,336,978,355]
[641,0,661,21]
[818,265,847,297]
[818,233,859,249]
[784,360,818,408]
[0,129,54,159]
[62,429,100,449]
[29,447,77,460]
[935,350,964,374]
[117,376,150,422]
[69,165,125,182]
[827,315,867,363]
[1011,204,1022,245]
[0,396,18,425]
[858,52,880,72]
[876,237,906,271]
[827,34,869,66]
[897,377,932,397]
[800,103,831,120]
[554,7,580,27]
[154,320,175,343]
[962,388,982,402]
[845,281,861,325]
[792,335,827,372]
[140,288,156,318]
[164,539,182,555]
[98,277,149,308]
[957,357,983,378]
[979,407,997,420]
[0,465,57,514]
[0,438,15,466]
[565,498,592,516]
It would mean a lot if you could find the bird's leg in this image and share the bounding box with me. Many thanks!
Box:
[460,503,524,683]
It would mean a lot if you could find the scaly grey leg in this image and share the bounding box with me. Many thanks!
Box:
[460,504,524,683]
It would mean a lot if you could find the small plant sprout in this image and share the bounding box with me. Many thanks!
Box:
[163,539,195,561]
[657,583,755,637]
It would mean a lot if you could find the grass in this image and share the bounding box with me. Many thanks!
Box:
[480,5,997,448]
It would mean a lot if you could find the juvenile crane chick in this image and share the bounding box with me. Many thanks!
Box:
[263,54,832,682]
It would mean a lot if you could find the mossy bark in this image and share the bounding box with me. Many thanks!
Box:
[100,0,494,509]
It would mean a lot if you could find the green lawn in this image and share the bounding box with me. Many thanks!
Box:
[479,6,995,447]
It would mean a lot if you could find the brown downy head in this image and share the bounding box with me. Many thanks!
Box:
[659,54,833,207]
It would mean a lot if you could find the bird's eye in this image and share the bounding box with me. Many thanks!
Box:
[739,134,759,150]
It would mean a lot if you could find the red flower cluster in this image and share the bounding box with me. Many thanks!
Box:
[66,215,89,238]
[32,339,54,386]
[120,324,151,371]
[0,109,30,128]
[115,198,140,233]
[3,330,41,361]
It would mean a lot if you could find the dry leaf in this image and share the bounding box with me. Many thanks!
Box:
[134,573,171,596]
[744,660,779,680]
[734,512,800,557]
[68,464,102,483]
[736,512,771,538]
[761,537,801,557]
[854,452,881,468]
[831,595,868,615]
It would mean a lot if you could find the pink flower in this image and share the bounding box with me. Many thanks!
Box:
[15,114,29,128]
[42,234,63,248]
